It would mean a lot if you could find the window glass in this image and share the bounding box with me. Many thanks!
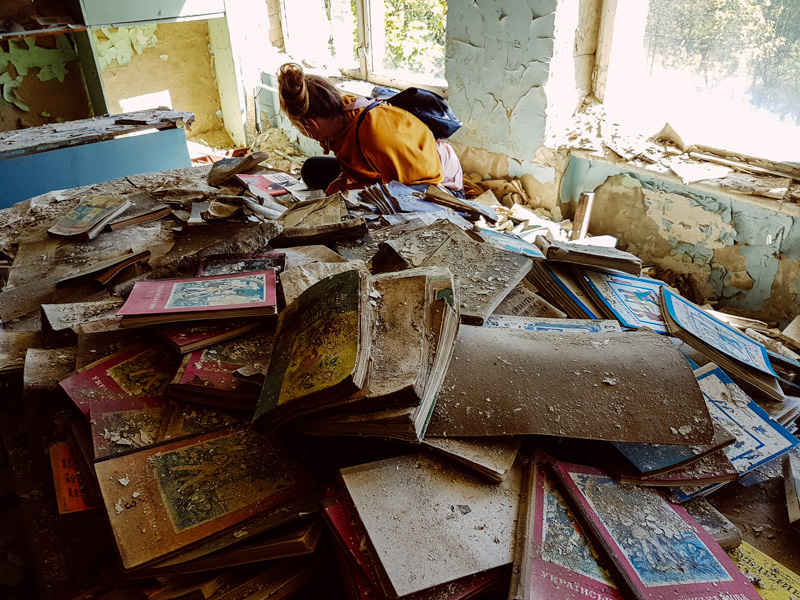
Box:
[603,0,800,162]
[370,0,447,84]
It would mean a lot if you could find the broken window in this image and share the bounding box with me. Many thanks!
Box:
[283,0,447,92]
[596,0,800,162]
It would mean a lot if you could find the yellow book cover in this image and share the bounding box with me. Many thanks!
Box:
[727,542,800,600]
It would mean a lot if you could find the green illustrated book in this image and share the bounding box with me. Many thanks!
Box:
[251,269,371,431]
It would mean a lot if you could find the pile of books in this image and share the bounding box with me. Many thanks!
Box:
[4,174,800,600]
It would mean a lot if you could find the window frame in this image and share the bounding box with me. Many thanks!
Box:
[279,0,448,97]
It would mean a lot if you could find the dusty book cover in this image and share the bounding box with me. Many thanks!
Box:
[90,396,239,461]
[338,452,521,598]
[493,280,567,319]
[252,269,370,431]
[94,426,314,570]
[169,326,274,400]
[421,233,533,324]
[41,298,124,333]
[59,342,182,418]
[117,270,278,323]
[550,459,761,600]
[322,490,508,600]
[534,236,642,276]
[153,319,264,354]
[426,326,714,444]
[473,227,546,260]
[609,423,736,478]
[510,451,622,600]
[196,252,286,277]
[484,314,621,333]
[47,195,131,239]
[618,450,738,487]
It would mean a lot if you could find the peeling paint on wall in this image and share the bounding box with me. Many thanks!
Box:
[92,26,159,70]
[562,155,800,323]
[446,0,556,160]
[0,35,79,112]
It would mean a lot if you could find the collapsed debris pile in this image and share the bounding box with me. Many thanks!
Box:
[1,154,800,600]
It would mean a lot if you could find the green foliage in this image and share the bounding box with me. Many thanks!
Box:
[645,0,800,119]
[383,0,447,77]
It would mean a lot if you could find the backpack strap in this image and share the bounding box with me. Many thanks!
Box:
[355,101,380,173]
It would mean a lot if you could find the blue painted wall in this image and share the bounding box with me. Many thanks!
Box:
[0,127,191,208]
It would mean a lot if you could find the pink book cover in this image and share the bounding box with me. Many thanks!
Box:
[524,453,622,600]
[321,490,506,600]
[116,271,277,317]
[173,347,259,396]
[550,459,760,600]
[59,343,181,418]
[236,173,290,196]
[153,319,262,353]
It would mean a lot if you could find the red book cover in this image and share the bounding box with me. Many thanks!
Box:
[116,271,277,319]
[153,319,263,354]
[169,325,274,398]
[59,343,181,418]
[550,459,761,600]
[321,490,506,600]
[49,441,101,514]
[236,173,299,196]
[518,452,622,600]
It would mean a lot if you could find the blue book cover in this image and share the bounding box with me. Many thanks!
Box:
[483,314,621,333]
[670,364,798,501]
[477,228,546,260]
[661,287,777,377]
[581,269,669,333]
[542,262,605,319]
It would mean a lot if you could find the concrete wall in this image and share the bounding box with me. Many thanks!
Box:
[97,21,226,138]
[561,155,800,326]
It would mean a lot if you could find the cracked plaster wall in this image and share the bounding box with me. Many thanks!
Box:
[562,155,800,325]
[446,0,555,165]
[445,0,598,208]
[0,35,92,131]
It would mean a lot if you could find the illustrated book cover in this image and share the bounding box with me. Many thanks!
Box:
[579,269,669,333]
[251,269,371,431]
[727,542,800,600]
[89,396,240,461]
[549,459,761,600]
[338,452,521,598]
[509,451,621,600]
[59,342,182,418]
[116,270,278,326]
[94,426,314,570]
[668,363,799,500]
[47,195,132,240]
[492,280,567,319]
[168,326,274,410]
[661,286,783,400]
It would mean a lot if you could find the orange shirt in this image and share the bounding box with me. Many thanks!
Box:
[326,95,443,193]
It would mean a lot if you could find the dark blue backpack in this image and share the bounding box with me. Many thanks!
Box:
[357,86,463,140]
